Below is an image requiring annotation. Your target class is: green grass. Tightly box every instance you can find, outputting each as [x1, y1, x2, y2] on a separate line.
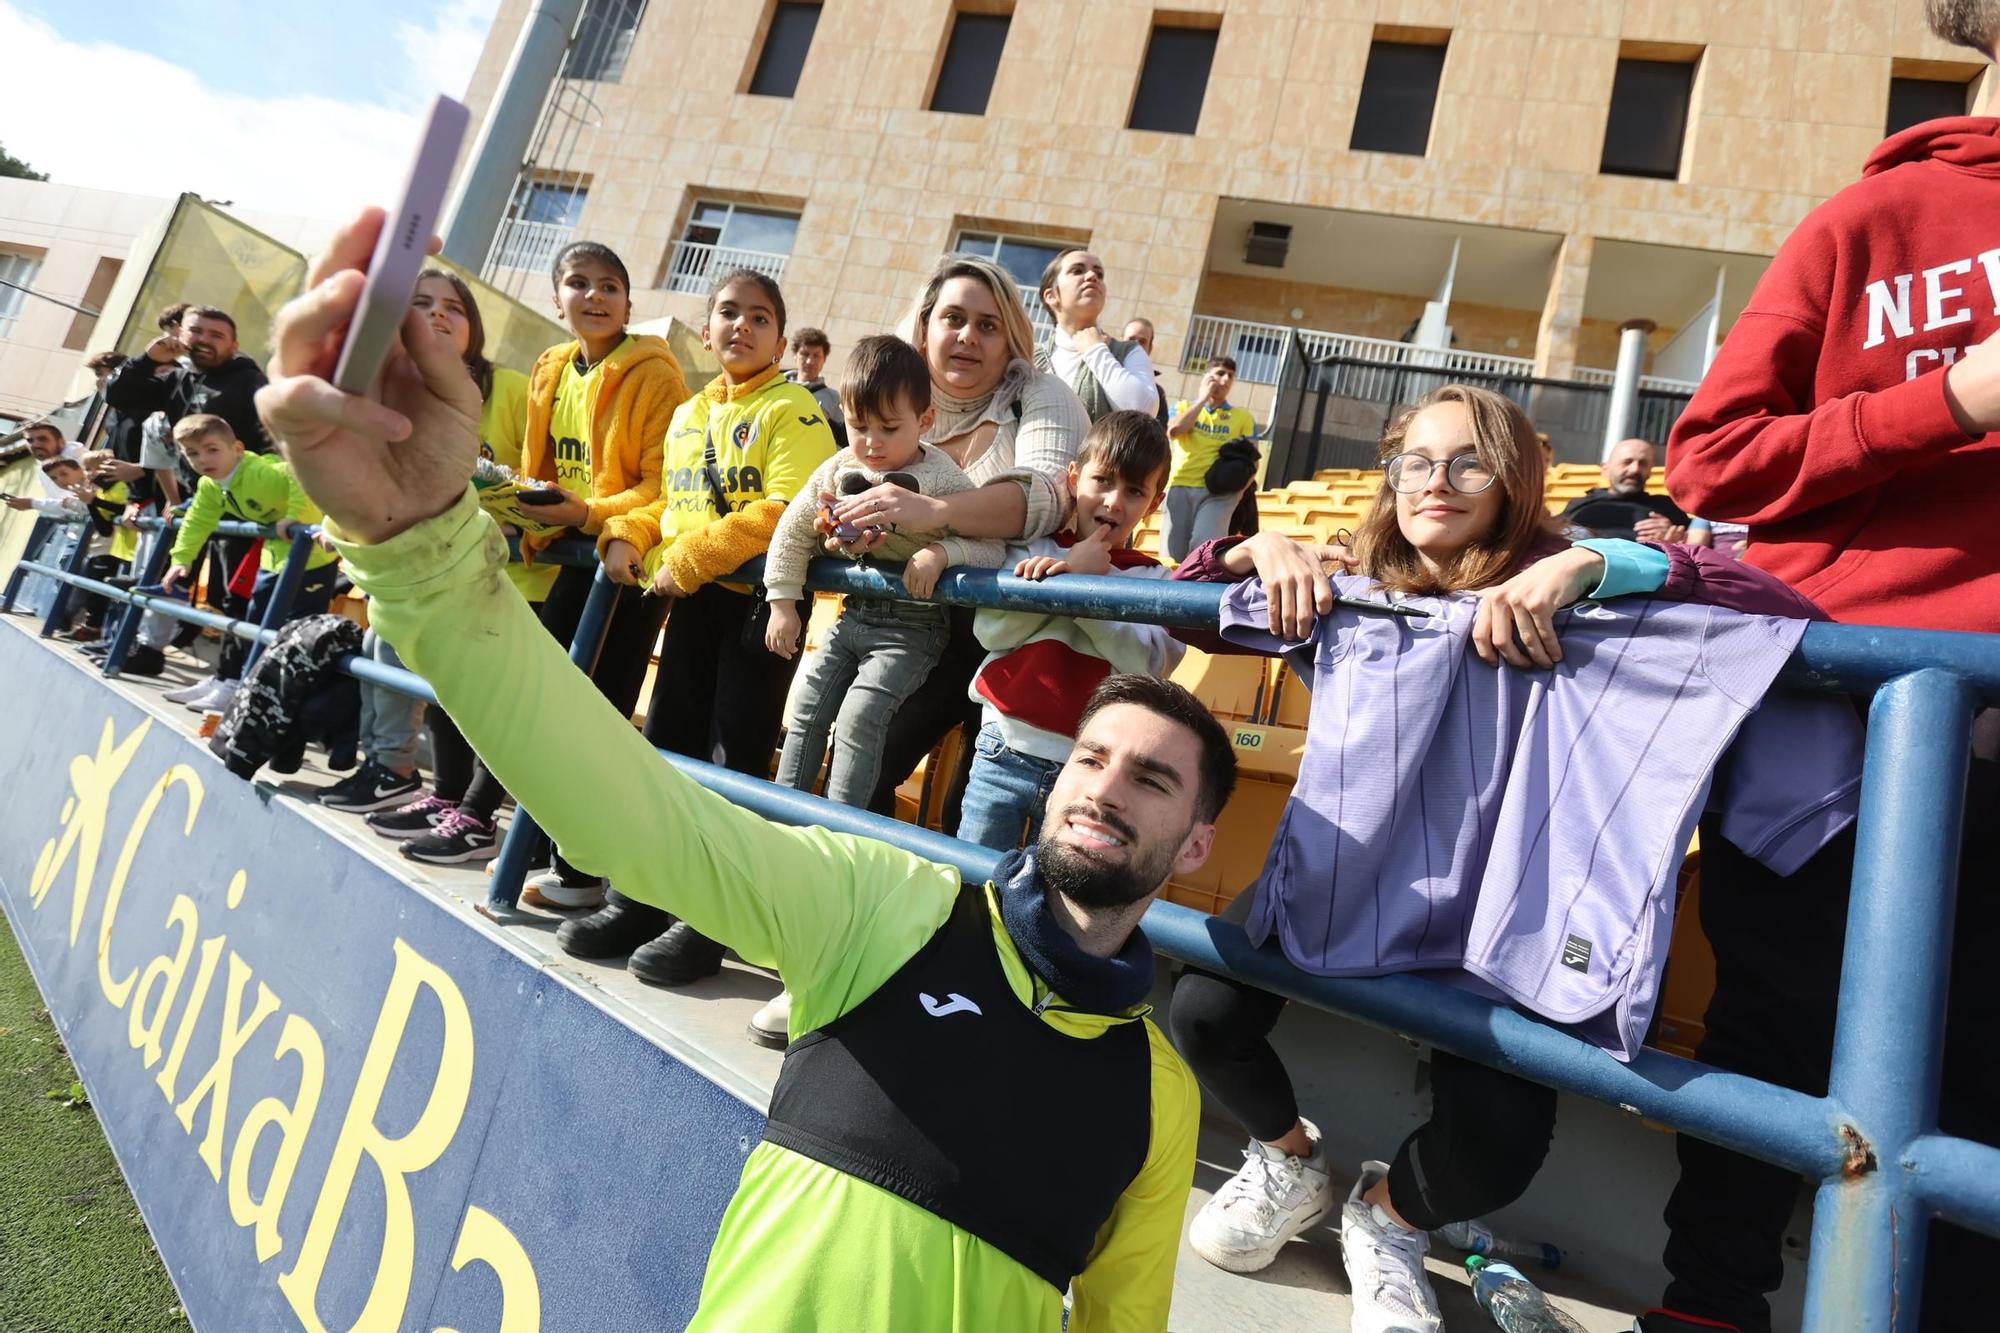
[0, 912, 185, 1333]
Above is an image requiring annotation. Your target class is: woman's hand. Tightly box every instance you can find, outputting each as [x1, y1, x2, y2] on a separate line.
[1217, 531, 1356, 640]
[902, 545, 948, 599]
[765, 600, 803, 658]
[602, 538, 644, 585]
[1470, 546, 1603, 669]
[254, 207, 481, 544]
[831, 482, 946, 537]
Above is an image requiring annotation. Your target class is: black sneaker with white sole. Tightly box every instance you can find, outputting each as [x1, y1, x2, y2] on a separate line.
[318, 763, 423, 814]
[365, 794, 454, 838]
[398, 811, 498, 864]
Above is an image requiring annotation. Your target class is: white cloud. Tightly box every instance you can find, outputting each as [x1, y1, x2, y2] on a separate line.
[0, 1, 501, 223]
[396, 0, 505, 108]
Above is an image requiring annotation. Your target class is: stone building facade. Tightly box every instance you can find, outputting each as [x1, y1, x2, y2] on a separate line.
[460, 0, 1986, 400]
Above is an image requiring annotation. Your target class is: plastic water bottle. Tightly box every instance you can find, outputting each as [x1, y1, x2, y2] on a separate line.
[1465, 1256, 1587, 1333]
[1433, 1218, 1562, 1270]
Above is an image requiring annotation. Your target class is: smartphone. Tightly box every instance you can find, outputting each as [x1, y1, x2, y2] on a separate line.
[331, 94, 471, 395]
[516, 489, 568, 507]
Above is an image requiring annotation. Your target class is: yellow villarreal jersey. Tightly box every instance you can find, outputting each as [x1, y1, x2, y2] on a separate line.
[656, 378, 836, 541]
[1167, 401, 1256, 489]
[551, 338, 635, 497]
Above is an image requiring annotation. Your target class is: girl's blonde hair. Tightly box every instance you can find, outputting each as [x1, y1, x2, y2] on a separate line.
[905, 254, 1039, 368]
[1349, 384, 1557, 596]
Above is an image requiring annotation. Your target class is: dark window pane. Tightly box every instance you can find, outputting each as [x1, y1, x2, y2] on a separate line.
[564, 0, 642, 82]
[1349, 40, 1447, 156]
[1600, 58, 1695, 180]
[1129, 26, 1217, 135]
[749, 1, 820, 98]
[931, 13, 1010, 115]
[1886, 76, 1970, 137]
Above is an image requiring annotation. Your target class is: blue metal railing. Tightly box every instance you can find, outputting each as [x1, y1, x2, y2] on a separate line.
[8, 515, 1999, 1330]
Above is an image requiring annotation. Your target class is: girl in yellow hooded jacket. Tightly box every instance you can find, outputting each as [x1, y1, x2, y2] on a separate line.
[583, 268, 836, 985]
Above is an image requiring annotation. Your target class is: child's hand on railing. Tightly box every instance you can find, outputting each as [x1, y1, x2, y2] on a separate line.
[902, 545, 947, 599]
[765, 600, 803, 659]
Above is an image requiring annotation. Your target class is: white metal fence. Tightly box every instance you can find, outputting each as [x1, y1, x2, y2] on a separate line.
[663, 241, 789, 296]
[1181, 315, 1546, 385]
[489, 219, 575, 276]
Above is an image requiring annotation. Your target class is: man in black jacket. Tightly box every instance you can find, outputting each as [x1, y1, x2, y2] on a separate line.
[103, 305, 270, 646]
[103, 305, 271, 453]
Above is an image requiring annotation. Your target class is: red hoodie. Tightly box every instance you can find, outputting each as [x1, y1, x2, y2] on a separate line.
[1667, 117, 2000, 632]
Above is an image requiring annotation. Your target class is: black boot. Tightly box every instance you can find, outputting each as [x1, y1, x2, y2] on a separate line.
[555, 889, 673, 959]
[629, 921, 725, 988]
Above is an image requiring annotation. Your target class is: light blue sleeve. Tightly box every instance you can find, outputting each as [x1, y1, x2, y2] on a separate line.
[1575, 537, 1669, 600]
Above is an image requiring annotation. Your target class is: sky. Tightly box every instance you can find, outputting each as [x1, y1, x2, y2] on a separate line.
[0, 0, 502, 220]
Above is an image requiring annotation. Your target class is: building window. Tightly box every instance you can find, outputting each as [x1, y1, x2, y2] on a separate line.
[747, 1, 821, 98]
[1128, 20, 1218, 135]
[664, 201, 799, 294]
[1350, 35, 1448, 156]
[950, 230, 1069, 333]
[63, 256, 122, 351]
[1886, 74, 1975, 136]
[0, 250, 43, 339]
[492, 180, 588, 273]
[564, 0, 645, 82]
[1600, 53, 1699, 180]
[930, 7, 1012, 115]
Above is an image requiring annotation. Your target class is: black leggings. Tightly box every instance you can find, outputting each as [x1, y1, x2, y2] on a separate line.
[864, 605, 983, 825]
[1168, 893, 1556, 1231]
[641, 582, 798, 773]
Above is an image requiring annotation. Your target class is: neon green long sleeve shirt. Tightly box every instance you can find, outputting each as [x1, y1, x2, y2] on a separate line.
[330, 488, 1199, 1333]
[170, 451, 335, 572]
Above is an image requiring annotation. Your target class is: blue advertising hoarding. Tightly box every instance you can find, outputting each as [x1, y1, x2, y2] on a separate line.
[0, 632, 762, 1331]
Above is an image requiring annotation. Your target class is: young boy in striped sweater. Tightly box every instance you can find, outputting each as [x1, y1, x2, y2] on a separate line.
[956, 410, 1183, 850]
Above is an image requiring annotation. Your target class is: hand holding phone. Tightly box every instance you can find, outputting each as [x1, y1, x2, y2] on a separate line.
[330, 94, 470, 395]
[516, 488, 569, 507]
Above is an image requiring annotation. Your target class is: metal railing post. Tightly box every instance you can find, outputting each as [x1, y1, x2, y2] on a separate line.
[241, 531, 316, 674]
[0, 515, 55, 613]
[1801, 668, 1975, 1333]
[101, 516, 176, 678]
[488, 565, 620, 912]
[38, 519, 94, 638]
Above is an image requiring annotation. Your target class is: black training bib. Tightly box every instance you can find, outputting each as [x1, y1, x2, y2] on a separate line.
[762, 881, 1151, 1290]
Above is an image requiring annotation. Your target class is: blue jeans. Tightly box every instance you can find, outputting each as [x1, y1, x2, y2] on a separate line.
[776, 597, 951, 808]
[955, 722, 1063, 852]
[358, 630, 425, 772]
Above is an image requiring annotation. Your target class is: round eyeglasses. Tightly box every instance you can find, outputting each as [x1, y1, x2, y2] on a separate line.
[1383, 451, 1497, 495]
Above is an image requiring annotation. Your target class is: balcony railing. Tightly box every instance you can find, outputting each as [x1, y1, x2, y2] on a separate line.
[662, 240, 788, 296]
[1018, 284, 1054, 337]
[489, 219, 575, 275]
[1573, 364, 1702, 394]
[1182, 315, 1541, 385]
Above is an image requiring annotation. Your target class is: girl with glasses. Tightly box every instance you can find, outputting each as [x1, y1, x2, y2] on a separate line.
[1162, 384, 1825, 1333]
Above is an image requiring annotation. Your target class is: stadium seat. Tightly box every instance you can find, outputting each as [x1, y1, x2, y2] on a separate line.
[1171, 648, 1268, 721]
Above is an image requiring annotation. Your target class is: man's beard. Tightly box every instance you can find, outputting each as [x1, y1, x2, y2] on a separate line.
[1035, 803, 1185, 909]
[188, 345, 224, 369]
[1927, 0, 2000, 50]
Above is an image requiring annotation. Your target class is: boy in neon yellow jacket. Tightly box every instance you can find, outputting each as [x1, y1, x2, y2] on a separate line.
[161, 412, 337, 698]
[262, 211, 1233, 1332]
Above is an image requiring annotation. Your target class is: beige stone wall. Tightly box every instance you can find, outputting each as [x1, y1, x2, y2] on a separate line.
[459, 0, 1977, 383]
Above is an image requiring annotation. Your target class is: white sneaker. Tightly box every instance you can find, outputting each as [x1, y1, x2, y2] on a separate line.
[1187, 1119, 1334, 1273]
[162, 675, 215, 704]
[187, 678, 239, 714]
[1339, 1160, 1443, 1333]
[520, 869, 605, 911]
[748, 990, 791, 1049]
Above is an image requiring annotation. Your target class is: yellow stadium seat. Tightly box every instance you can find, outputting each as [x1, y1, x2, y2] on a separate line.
[1171, 648, 1268, 721]
[1164, 775, 1292, 915]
